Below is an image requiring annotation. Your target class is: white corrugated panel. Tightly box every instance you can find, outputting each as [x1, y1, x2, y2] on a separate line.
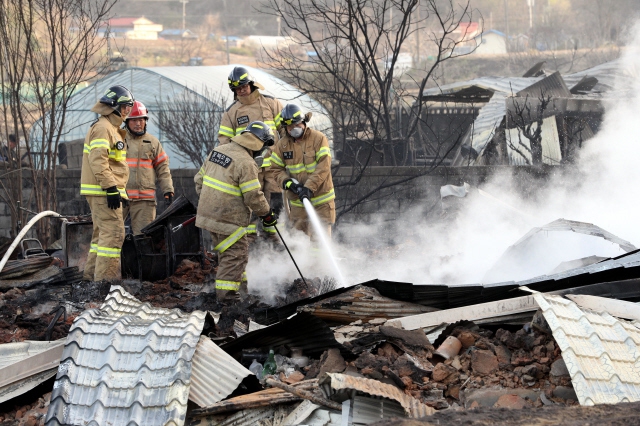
[45, 285, 206, 426]
[534, 294, 640, 405]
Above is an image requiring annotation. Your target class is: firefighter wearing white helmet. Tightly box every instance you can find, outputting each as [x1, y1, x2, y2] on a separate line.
[80, 85, 134, 281]
[271, 104, 335, 239]
[218, 66, 284, 240]
[195, 121, 277, 301]
[123, 100, 174, 235]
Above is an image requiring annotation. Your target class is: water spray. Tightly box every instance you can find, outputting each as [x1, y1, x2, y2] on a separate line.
[301, 198, 346, 284]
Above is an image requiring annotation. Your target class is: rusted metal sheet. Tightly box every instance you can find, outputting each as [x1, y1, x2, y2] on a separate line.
[0, 265, 66, 290]
[298, 286, 438, 325]
[189, 336, 260, 408]
[190, 387, 301, 417]
[318, 373, 434, 418]
[0, 256, 53, 279]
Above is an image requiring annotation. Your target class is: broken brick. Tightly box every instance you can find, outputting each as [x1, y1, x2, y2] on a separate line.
[494, 394, 528, 409]
[471, 349, 499, 375]
[432, 363, 459, 384]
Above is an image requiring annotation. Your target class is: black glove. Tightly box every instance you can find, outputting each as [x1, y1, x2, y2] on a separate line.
[283, 178, 302, 193]
[260, 209, 278, 227]
[298, 187, 313, 201]
[106, 186, 121, 209]
[164, 192, 174, 206]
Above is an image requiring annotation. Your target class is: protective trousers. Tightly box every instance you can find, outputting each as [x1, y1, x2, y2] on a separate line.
[211, 230, 249, 301]
[122, 200, 156, 235]
[289, 202, 334, 241]
[83, 196, 125, 281]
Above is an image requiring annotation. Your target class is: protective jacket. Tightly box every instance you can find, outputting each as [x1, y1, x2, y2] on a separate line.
[125, 131, 174, 200]
[271, 127, 335, 209]
[218, 89, 283, 144]
[80, 103, 129, 198]
[194, 133, 271, 236]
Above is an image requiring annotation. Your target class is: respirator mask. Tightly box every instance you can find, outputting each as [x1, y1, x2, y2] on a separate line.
[289, 127, 304, 138]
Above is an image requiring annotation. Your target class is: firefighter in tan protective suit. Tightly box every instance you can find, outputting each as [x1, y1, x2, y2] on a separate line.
[195, 121, 278, 301]
[271, 104, 335, 238]
[218, 66, 283, 240]
[80, 85, 134, 281]
[123, 101, 174, 235]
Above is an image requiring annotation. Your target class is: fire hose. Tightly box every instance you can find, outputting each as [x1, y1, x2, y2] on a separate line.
[0, 210, 63, 273]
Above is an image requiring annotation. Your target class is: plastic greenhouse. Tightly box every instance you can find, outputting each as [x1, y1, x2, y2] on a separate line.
[34, 65, 332, 169]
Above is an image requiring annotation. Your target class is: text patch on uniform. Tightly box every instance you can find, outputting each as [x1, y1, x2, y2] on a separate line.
[283, 151, 294, 160]
[237, 115, 250, 126]
[209, 151, 233, 168]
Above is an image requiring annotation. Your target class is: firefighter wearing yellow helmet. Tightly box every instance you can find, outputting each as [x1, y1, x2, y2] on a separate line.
[218, 66, 284, 240]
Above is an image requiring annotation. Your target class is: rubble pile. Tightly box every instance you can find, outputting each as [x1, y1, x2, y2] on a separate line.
[231, 318, 578, 414]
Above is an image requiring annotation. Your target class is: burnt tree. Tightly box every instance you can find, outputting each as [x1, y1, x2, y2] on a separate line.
[260, 0, 481, 220]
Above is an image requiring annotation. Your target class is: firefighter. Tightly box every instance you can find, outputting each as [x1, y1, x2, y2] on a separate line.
[123, 100, 174, 235]
[194, 121, 278, 301]
[219, 66, 284, 240]
[270, 104, 335, 239]
[81, 85, 134, 281]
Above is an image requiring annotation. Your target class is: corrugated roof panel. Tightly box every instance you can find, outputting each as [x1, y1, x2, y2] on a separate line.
[423, 76, 545, 98]
[189, 336, 260, 407]
[45, 285, 206, 426]
[466, 92, 506, 157]
[319, 373, 434, 418]
[534, 294, 640, 405]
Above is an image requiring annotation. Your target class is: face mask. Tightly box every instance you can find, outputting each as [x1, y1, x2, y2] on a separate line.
[289, 127, 304, 138]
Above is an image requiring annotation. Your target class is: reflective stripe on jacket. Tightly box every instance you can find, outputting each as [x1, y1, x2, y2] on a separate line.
[125, 131, 174, 200]
[80, 103, 129, 198]
[194, 134, 271, 235]
[218, 90, 283, 145]
[271, 127, 335, 208]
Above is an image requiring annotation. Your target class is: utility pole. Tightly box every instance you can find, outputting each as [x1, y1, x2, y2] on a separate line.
[223, 0, 230, 64]
[527, 0, 534, 29]
[181, 0, 188, 31]
[504, 0, 509, 38]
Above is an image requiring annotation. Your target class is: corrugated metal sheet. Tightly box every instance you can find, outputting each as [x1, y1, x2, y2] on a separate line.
[190, 387, 302, 417]
[534, 293, 640, 405]
[318, 373, 434, 418]
[513, 219, 636, 252]
[189, 336, 260, 407]
[516, 71, 571, 98]
[350, 395, 406, 424]
[422, 76, 545, 99]
[466, 93, 506, 157]
[45, 285, 206, 426]
[220, 312, 348, 359]
[0, 340, 64, 369]
[298, 285, 437, 325]
[0, 339, 65, 404]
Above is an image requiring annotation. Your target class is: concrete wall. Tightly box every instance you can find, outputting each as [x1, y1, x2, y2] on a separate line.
[0, 165, 557, 244]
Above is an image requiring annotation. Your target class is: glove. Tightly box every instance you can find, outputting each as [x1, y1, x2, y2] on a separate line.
[283, 178, 302, 193]
[260, 209, 278, 227]
[106, 186, 121, 209]
[164, 192, 174, 206]
[298, 187, 313, 201]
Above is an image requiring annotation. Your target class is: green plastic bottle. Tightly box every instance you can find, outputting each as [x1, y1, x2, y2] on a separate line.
[263, 349, 277, 376]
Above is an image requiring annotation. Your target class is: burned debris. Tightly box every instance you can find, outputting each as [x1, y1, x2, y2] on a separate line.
[2, 204, 640, 425]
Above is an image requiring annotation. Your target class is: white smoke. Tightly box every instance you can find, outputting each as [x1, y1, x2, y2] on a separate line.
[246, 25, 640, 294]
